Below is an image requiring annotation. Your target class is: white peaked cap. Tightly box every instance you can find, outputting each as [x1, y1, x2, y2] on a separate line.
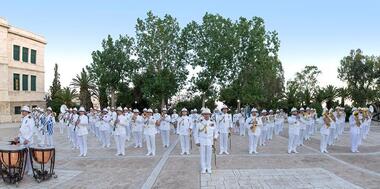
[116, 107, 123, 111]
[47, 107, 53, 112]
[181, 108, 188, 112]
[21, 106, 30, 112]
[251, 108, 257, 112]
[269, 110, 273, 113]
[133, 109, 139, 113]
[162, 108, 167, 111]
[143, 108, 147, 112]
[276, 109, 280, 112]
[291, 107, 297, 112]
[102, 108, 108, 112]
[261, 109, 267, 113]
[78, 107, 86, 112]
[221, 105, 228, 110]
[201, 108, 212, 114]
[306, 107, 310, 110]
[147, 109, 153, 113]
[300, 107, 304, 111]
[73, 108, 78, 111]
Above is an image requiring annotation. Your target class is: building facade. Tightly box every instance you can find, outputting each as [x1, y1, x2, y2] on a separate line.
[0, 17, 46, 123]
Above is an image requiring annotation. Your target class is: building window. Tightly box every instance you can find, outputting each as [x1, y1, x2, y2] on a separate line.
[22, 74, 28, 91]
[31, 49, 37, 64]
[13, 45, 20, 61]
[31, 75, 36, 91]
[13, 73, 20, 90]
[22, 47, 29, 63]
[14, 106, 21, 114]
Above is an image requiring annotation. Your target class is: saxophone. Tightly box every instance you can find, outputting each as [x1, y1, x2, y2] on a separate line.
[250, 117, 257, 133]
[323, 112, 332, 128]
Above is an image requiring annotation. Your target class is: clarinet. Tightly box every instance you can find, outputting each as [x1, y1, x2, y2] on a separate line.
[113, 114, 119, 131]
[74, 116, 80, 131]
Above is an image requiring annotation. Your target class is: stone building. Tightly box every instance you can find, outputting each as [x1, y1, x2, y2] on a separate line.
[0, 17, 47, 123]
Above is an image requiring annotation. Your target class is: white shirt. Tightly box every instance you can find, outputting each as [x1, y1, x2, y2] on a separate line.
[99, 114, 111, 131]
[159, 114, 171, 131]
[19, 114, 35, 145]
[144, 116, 158, 135]
[76, 114, 89, 136]
[245, 116, 262, 136]
[195, 119, 219, 146]
[177, 116, 191, 135]
[288, 115, 300, 135]
[131, 115, 144, 132]
[217, 113, 233, 133]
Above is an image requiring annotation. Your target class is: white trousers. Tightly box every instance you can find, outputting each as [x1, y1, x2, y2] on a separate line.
[288, 133, 298, 153]
[239, 123, 246, 136]
[259, 129, 267, 146]
[219, 133, 229, 153]
[145, 134, 156, 155]
[133, 131, 143, 147]
[125, 125, 131, 141]
[351, 133, 360, 152]
[320, 134, 329, 152]
[45, 134, 54, 146]
[298, 129, 305, 146]
[248, 135, 259, 153]
[70, 129, 78, 148]
[100, 130, 111, 147]
[114, 134, 126, 155]
[161, 130, 170, 147]
[200, 144, 213, 172]
[328, 128, 335, 145]
[77, 135, 88, 156]
[179, 135, 190, 154]
[94, 127, 100, 139]
[59, 123, 64, 134]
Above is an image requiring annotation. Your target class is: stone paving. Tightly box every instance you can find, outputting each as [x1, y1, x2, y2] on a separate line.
[0, 122, 379, 189]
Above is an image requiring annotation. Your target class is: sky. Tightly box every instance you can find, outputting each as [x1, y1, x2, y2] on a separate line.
[1, 0, 380, 92]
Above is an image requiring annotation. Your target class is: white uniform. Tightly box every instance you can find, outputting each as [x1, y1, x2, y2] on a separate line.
[349, 114, 361, 152]
[76, 114, 89, 156]
[177, 115, 192, 154]
[320, 117, 330, 153]
[99, 114, 111, 148]
[70, 114, 79, 149]
[238, 113, 246, 136]
[113, 114, 127, 155]
[259, 116, 268, 146]
[171, 113, 179, 134]
[288, 115, 300, 153]
[245, 116, 262, 154]
[159, 114, 172, 147]
[19, 114, 35, 174]
[195, 119, 218, 173]
[44, 113, 55, 146]
[267, 114, 275, 140]
[124, 112, 132, 141]
[327, 116, 336, 146]
[217, 113, 233, 154]
[131, 115, 144, 148]
[144, 116, 158, 156]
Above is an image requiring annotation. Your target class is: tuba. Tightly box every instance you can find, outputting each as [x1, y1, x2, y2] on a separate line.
[323, 112, 332, 128]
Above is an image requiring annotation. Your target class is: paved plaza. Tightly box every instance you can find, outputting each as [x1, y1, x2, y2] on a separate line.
[0, 122, 380, 189]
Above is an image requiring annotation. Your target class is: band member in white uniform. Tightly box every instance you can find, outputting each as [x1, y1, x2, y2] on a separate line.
[177, 108, 192, 155]
[246, 108, 262, 154]
[45, 107, 55, 146]
[159, 108, 171, 148]
[76, 107, 89, 157]
[99, 108, 112, 148]
[113, 107, 127, 156]
[70, 108, 79, 149]
[350, 109, 361, 153]
[171, 109, 179, 134]
[195, 108, 219, 174]
[17, 106, 35, 175]
[217, 105, 233, 155]
[145, 109, 158, 156]
[320, 109, 331, 153]
[131, 109, 144, 148]
[288, 108, 300, 154]
[238, 108, 246, 136]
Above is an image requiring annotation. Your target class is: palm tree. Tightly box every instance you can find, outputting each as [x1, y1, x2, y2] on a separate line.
[323, 85, 338, 110]
[71, 68, 96, 110]
[338, 87, 349, 107]
[58, 87, 77, 107]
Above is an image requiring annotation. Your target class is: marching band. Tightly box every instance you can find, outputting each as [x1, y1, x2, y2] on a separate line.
[13, 103, 375, 174]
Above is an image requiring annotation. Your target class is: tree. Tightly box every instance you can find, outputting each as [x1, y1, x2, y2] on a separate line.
[135, 11, 188, 107]
[182, 13, 236, 107]
[338, 49, 380, 106]
[70, 68, 95, 110]
[323, 85, 338, 110]
[88, 34, 135, 108]
[58, 87, 77, 108]
[47, 63, 63, 113]
[337, 87, 349, 106]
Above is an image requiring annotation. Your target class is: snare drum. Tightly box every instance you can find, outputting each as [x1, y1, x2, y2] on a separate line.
[29, 145, 56, 182]
[0, 145, 27, 185]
